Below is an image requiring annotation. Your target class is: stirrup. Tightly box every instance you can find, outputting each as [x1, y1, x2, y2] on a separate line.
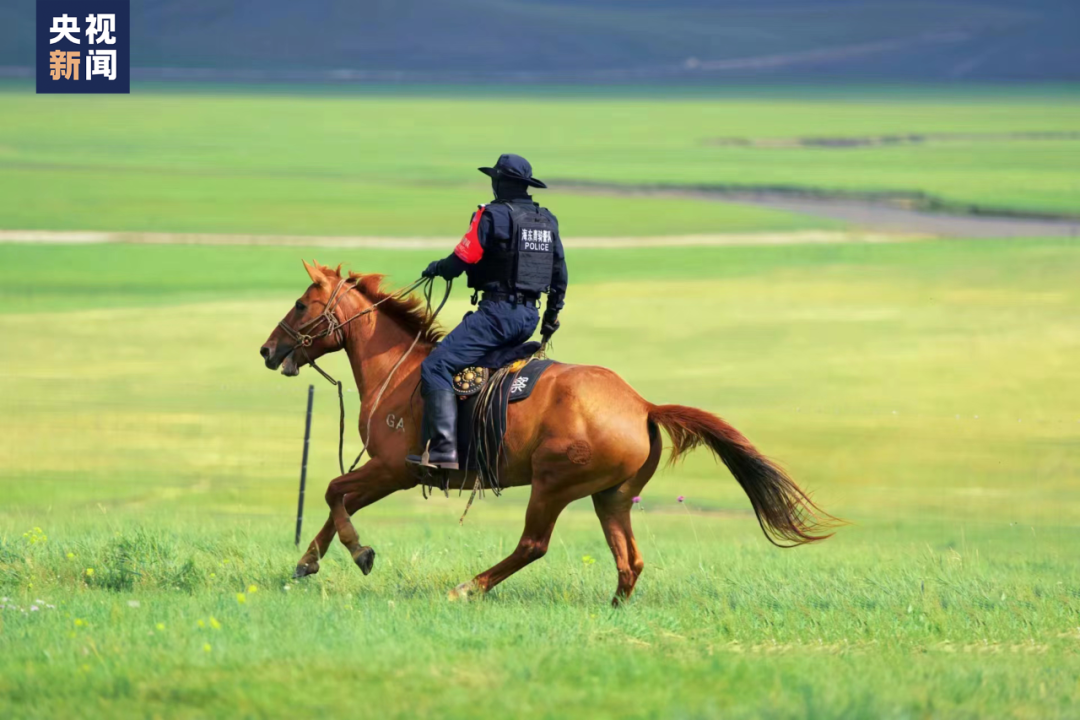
[406, 442, 459, 471]
[406, 456, 460, 470]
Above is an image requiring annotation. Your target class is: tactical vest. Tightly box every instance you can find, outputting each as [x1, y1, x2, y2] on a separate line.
[468, 202, 556, 296]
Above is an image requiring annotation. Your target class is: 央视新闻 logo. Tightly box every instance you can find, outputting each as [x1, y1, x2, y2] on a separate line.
[37, 0, 130, 94]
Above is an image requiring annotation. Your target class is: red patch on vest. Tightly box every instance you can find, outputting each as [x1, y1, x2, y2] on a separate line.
[453, 205, 486, 264]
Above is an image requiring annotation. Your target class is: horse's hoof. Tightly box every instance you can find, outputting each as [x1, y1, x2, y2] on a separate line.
[448, 580, 481, 602]
[353, 546, 376, 576]
[293, 561, 320, 579]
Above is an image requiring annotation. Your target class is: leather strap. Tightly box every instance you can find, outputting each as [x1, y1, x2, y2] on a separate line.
[481, 291, 539, 307]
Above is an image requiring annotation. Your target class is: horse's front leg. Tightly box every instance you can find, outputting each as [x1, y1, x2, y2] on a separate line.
[294, 497, 364, 579]
[293, 460, 412, 578]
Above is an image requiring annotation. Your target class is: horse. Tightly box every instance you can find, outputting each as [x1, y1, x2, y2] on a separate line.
[260, 261, 838, 605]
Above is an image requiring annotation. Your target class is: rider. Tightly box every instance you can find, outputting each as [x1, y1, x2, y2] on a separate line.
[405, 154, 567, 470]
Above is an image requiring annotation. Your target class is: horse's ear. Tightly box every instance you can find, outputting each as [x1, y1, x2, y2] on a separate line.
[302, 259, 330, 289]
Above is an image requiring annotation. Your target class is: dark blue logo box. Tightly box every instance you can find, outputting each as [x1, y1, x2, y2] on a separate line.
[37, 0, 130, 94]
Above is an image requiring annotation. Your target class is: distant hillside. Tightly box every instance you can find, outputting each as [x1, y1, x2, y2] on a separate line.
[2, 0, 1077, 81]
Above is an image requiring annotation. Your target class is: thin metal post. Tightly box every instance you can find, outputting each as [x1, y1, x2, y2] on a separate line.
[295, 384, 314, 547]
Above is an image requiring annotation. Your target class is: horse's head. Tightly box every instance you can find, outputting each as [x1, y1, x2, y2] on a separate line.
[260, 260, 352, 377]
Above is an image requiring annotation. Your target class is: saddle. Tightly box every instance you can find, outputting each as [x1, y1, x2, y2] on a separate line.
[449, 341, 559, 490]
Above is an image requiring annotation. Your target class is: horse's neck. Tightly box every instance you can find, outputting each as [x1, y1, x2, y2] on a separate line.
[342, 311, 431, 412]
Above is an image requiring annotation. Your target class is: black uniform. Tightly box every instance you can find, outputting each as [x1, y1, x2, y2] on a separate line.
[408, 154, 567, 470]
[434, 198, 567, 309]
[420, 195, 566, 393]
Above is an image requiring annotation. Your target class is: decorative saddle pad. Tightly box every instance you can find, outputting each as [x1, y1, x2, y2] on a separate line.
[452, 340, 546, 401]
[456, 357, 560, 489]
[452, 367, 489, 397]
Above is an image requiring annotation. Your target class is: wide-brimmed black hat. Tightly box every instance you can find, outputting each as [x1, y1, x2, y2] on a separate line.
[478, 153, 547, 189]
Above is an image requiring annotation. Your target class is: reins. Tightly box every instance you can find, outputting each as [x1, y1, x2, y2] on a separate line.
[279, 275, 452, 475]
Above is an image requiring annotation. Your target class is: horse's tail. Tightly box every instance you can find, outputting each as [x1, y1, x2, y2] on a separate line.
[647, 403, 841, 547]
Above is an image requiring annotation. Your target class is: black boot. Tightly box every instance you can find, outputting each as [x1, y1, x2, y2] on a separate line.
[406, 389, 459, 470]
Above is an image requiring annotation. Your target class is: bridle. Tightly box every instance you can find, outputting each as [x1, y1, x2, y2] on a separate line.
[277, 275, 417, 352]
[276, 275, 451, 475]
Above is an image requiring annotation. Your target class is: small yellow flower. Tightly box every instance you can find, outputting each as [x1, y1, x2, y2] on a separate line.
[203, 643, 212, 653]
[23, 527, 47, 545]
[247, 584, 257, 594]
[582, 555, 596, 565]
[235, 593, 246, 604]
[66, 552, 75, 559]
[156, 623, 165, 631]
[209, 617, 221, 630]
[196, 619, 206, 628]
[74, 618, 85, 627]
[85, 568, 95, 577]
[209, 573, 216, 579]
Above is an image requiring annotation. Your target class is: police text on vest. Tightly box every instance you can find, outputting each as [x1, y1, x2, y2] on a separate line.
[520, 228, 553, 252]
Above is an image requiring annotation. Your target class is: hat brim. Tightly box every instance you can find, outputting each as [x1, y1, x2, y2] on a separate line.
[478, 167, 547, 189]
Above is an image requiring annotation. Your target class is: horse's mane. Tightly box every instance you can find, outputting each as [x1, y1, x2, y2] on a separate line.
[346, 270, 446, 345]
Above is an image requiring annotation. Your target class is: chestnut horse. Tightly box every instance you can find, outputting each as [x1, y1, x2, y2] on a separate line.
[260, 261, 837, 605]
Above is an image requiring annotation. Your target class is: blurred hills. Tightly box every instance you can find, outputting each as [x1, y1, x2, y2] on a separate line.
[2, 0, 1077, 81]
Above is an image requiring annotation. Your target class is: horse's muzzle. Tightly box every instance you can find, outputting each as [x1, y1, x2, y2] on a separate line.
[260, 343, 282, 370]
[261, 342, 299, 375]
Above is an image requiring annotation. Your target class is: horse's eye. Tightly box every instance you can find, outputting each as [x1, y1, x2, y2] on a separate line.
[295, 300, 306, 313]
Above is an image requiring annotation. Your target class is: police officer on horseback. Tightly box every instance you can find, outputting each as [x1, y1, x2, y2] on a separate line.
[406, 154, 567, 471]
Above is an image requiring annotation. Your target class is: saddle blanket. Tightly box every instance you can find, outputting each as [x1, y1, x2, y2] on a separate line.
[457, 358, 559, 485]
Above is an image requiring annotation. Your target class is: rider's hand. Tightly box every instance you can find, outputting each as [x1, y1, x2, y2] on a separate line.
[541, 309, 560, 343]
[422, 260, 441, 279]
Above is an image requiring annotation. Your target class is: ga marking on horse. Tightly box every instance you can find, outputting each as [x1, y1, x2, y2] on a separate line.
[260, 261, 840, 605]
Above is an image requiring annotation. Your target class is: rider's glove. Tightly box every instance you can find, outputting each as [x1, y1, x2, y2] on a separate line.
[541, 309, 560, 343]
[422, 260, 441, 279]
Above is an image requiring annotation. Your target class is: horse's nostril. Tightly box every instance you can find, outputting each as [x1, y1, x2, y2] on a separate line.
[260, 346, 271, 359]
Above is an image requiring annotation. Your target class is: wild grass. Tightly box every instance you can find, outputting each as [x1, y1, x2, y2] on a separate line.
[1, 237, 1078, 718]
[0, 84, 1078, 238]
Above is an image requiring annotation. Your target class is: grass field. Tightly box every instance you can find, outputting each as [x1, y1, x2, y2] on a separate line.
[1, 83, 1079, 239]
[1, 235, 1078, 718]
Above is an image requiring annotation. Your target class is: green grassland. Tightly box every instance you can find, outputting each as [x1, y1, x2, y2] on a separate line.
[1, 237, 1078, 718]
[1, 83, 1079, 238]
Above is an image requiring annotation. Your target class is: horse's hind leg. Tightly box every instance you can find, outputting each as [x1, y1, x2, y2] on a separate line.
[592, 421, 662, 605]
[592, 492, 643, 606]
[449, 487, 569, 601]
[450, 429, 657, 601]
